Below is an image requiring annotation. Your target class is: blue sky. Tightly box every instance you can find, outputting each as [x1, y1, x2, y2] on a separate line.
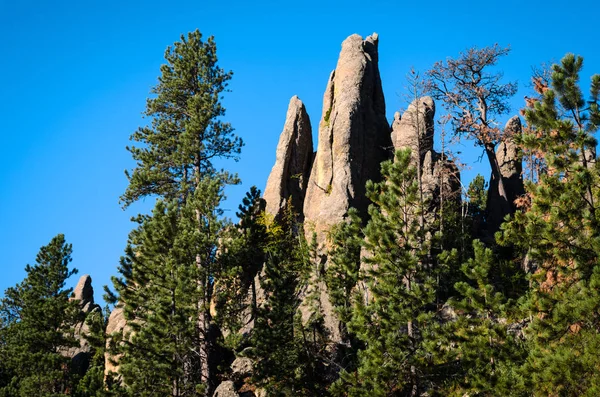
[1, 0, 599, 303]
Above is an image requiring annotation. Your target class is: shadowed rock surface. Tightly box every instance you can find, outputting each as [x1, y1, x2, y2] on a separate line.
[488, 116, 525, 231]
[263, 96, 314, 220]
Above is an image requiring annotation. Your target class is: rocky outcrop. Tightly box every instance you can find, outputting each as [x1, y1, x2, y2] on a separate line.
[303, 33, 392, 240]
[487, 116, 525, 231]
[63, 275, 101, 375]
[393, 97, 461, 213]
[104, 304, 128, 378]
[391, 96, 435, 164]
[300, 33, 392, 343]
[213, 381, 239, 397]
[263, 96, 313, 220]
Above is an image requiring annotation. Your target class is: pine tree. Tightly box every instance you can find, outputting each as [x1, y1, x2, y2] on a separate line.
[500, 53, 600, 395]
[437, 241, 526, 396]
[73, 307, 110, 397]
[213, 186, 267, 341]
[121, 29, 242, 206]
[116, 29, 243, 394]
[426, 45, 518, 231]
[249, 206, 328, 396]
[0, 234, 79, 396]
[109, 178, 224, 396]
[333, 149, 441, 396]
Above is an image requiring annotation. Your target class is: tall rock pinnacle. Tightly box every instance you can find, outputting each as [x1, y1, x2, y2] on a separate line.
[263, 96, 313, 219]
[303, 33, 392, 240]
[301, 33, 392, 344]
[392, 97, 461, 218]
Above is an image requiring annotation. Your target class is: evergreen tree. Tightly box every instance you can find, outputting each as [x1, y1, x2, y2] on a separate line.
[333, 149, 440, 396]
[121, 29, 242, 206]
[437, 242, 526, 396]
[116, 29, 243, 394]
[73, 307, 110, 397]
[249, 206, 328, 396]
[426, 45, 518, 231]
[0, 234, 79, 396]
[214, 186, 267, 341]
[501, 53, 600, 395]
[109, 178, 224, 396]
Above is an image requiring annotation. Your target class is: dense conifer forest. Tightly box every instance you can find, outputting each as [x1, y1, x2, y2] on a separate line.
[2, 29, 600, 397]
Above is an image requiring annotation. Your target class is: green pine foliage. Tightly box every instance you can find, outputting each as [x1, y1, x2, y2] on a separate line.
[249, 206, 328, 396]
[438, 241, 526, 396]
[121, 29, 242, 206]
[326, 208, 363, 330]
[333, 149, 440, 396]
[0, 234, 79, 396]
[109, 178, 225, 396]
[112, 29, 244, 396]
[214, 186, 267, 341]
[72, 307, 110, 397]
[499, 53, 600, 396]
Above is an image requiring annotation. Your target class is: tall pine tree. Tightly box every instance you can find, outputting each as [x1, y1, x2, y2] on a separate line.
[333, 149, 440, 396]
[501, 53, 600, 395]
[0, 234, 79, 396]
[114, 29, 243, 395]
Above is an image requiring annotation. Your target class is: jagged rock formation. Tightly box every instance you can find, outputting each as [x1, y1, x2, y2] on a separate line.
[299, 33, 392, 343]
[263, 96, 313, 219]
[63, 275, 101, 374]
[488, 116, 525, 231]
[392, 97, 461, 212]
[303, 33, 392, 240]
[391, 96, 435, 164]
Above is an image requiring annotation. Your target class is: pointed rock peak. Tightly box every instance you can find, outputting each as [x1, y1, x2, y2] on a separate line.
[301, 33, 391, 343]
[72, 275, 93, 304]
[504, 115, 522, 137]
[263, 95, 313, 220]
[392, 96, 436, 161]
[498, 116, 523, 179]
[304, 32, 391, 240]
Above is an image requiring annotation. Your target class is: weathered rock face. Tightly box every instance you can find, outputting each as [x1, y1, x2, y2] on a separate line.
[263, 96, 313, 220]
[104, 304, 128, 378]
[213, 380, 239, 397]
[300, 33, 391, 343]
[487, 116, 525, 232]
[73, 274, 94, 305]
[391, 96, 435, 163]
[63, 275, 101, 374]
[303, 33, 392, 240]
[393, 97, 461, 213]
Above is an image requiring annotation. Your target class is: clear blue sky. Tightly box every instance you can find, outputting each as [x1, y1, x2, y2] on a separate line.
[1, 0, 599, 303]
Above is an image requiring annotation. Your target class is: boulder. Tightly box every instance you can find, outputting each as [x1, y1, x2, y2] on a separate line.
[263, 96, 313, 220]
[231, 357, 254, 381]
